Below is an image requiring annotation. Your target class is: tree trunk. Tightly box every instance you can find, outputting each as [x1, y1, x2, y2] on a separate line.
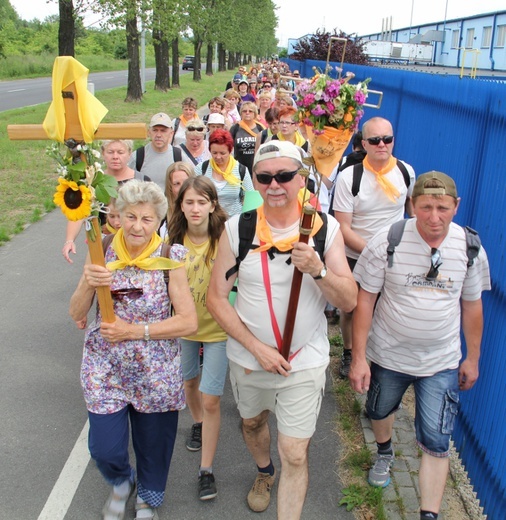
[228, 50, 235, 70]
[171, 37, 180, 88]
[235, 51, 241, 67]
[193, 39, 202, 81]
[218, 43, 226, 72]
[153, 28, 170, 91]
[58, 0, 75, 56]
[205, 43, 213, 76]
[125, 11, 142, 102]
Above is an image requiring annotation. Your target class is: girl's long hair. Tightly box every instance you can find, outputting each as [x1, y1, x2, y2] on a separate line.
[168, 176, 228, 268]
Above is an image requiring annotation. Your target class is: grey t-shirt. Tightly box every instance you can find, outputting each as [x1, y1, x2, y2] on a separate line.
[128, 144, 188, 189]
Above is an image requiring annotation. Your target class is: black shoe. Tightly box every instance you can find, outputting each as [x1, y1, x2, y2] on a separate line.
[198, 471, 217, 501]
[186, 422, 202, 452]
[339, 350, 352, 379]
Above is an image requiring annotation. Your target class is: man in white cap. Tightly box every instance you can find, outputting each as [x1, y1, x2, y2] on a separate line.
[128, 112, 187, 188]
[206, 113, 225, 136]
[208, 141, 357, 518]
[350, 171, 490, 520]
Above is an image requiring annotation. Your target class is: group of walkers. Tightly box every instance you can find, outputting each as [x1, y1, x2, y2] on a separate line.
[62, 62, 491, 520]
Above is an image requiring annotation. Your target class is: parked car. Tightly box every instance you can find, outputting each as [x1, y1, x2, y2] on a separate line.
[182, 55, 195, 70]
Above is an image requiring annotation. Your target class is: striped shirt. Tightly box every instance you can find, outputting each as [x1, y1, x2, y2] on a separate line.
[354, 219, 491, 376]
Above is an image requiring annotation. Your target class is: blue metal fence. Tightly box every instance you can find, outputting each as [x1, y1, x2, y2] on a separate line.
[283, 58, 506, 518]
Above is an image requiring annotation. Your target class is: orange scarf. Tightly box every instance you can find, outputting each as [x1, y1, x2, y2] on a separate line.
[179, 114, 197, 127]
[253, 203, 323, 253]
[363, 155, 401, 203]
[239, 120, 262, 138]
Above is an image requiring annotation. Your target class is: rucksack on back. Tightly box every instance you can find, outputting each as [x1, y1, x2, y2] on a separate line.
[352, 159, 410, 197]
[386, 219, 481, 268]
[225, 210, 328, 280]
[135, 145, 182, 173]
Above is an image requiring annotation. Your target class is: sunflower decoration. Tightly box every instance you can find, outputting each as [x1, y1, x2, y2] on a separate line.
[47, 140, 118, 234]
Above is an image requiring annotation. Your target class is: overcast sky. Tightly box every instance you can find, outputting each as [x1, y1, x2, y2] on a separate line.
[10, 0, 506, 47]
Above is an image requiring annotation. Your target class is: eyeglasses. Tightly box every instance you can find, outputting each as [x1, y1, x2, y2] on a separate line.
[279, 120, 297, 126]
[187, 126, 205, 132]
[111, 288, 144, 300]
[255, 169, 299, 185]
[365, 135, 394, 146]
[426, 248, 442, 281]
[263, 85, 272, 89]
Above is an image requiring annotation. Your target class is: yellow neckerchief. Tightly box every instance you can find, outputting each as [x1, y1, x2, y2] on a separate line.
[239, 119, 261, 138]
[363, 155, 400, 203]
[210, 156, 241, 186]
[252, 203, 323, 253]
[105, 222, 118, 235]
[179, 114, 197, 127]
[277, 130, 306, 148]
[107, 228, 183, 271]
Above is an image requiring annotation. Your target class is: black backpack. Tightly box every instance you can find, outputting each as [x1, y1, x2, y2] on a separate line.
[352, 159, 410, 197]
[135, 145, 182, 173]
[386, 219, 481, 268]
[225, 210, 328, 280]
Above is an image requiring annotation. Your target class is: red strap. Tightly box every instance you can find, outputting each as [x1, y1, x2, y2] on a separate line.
[260, 248, 302, 362]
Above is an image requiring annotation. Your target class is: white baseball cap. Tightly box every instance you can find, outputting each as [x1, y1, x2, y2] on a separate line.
[207, 113, 225, 125]
[253, 141, 303, 170]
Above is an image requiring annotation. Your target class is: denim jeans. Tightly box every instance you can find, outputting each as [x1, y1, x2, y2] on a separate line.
[366, 362, 459, 457]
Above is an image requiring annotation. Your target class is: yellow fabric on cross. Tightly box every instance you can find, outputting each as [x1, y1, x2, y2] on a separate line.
[106, 229, 183, 271]
[43, 56, 108, 143]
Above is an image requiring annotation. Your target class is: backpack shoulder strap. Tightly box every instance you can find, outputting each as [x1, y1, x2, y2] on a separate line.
[302, 141, 309, 152]
[171, 118, 180, 144]
[102, 233, 114, 254]
[313, 212, 328, 261]
[351, 163, 364, 197]
[230, 124, 239, 140]
[386, 219, 409, 268]
[260, 129, 268, 144]
[238, 163, 247, 181]
[135, 145, 145, 172]
[201, 160, 209, 175]
[464, 226, 481, 267]
[225, 210, 258, 280]
[173, 146, 183, 163]
[395, 159, 411, 188]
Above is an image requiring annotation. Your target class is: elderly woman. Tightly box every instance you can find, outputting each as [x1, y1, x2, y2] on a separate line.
[179, 119, 211, 166]
[172, 96, 199, 147]
[202, 96, 226, 125]
[257, 92, 273, 126]
[62, 139, 135, 263]
[223, 89, 241, 125]
[195, 129, 254, 216]
[229, 101, 265, 175]
[70, 180, 197, 520]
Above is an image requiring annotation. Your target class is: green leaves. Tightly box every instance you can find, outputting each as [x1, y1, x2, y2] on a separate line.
[93, 170, 118, 204]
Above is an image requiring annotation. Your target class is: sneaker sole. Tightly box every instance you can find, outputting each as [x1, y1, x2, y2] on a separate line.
[199, 492, 217, 501]
[186, 445, 202, 452]
[368, 476, 391, 488]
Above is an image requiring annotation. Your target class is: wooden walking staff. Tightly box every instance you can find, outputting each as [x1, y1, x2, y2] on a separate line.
[7, 56, 147, 323]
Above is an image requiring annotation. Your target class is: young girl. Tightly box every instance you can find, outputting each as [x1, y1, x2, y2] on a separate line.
[168, 177, 229, 502]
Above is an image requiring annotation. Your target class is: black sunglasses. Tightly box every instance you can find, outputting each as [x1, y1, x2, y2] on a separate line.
[111, 288, 144, 300]
[426, 248, 442, 281]
[255, 169, 299, 185]
[187, 126, 205, 132]
[365, 135, 394, 145]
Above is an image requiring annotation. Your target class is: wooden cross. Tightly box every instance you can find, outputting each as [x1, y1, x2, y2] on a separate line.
[8, 61, 148, 323]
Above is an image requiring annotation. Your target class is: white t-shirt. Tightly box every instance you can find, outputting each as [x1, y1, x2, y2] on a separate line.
[332, 161, 415, 259]
[225, 213, 340, 372]
[354, 219, 491, 376]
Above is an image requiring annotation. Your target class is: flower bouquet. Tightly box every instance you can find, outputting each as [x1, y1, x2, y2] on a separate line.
[49, 140, 118, 238]
[295, 68, 370, 177]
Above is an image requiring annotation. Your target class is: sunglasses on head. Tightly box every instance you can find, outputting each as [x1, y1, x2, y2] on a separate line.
[255, 169, 299, 185]
[365, 135, 394, 145]
[187, 126, 205, 132]
[426, 248, 442, 281]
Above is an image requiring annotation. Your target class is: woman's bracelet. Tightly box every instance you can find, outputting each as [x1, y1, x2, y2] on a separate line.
[64, 240, 74, 245]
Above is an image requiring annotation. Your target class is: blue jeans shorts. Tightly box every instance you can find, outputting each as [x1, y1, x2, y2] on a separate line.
[180, 339, 228, 396]
[366, 362, 459, 457]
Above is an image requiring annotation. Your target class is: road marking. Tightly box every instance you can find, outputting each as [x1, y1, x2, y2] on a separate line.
[37, 421, 90, 520]
[7, 88, 26, 93]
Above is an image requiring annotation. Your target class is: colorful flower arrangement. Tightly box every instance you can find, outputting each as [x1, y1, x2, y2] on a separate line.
[48, 140, 117, 224]
[295, 68, 371, 135]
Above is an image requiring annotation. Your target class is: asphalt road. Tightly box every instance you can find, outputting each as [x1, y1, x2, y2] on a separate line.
[0, 67, 181, 112]
[0, 208, 354, 519]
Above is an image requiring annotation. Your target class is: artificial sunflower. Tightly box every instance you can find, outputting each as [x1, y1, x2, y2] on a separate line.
[53, 178, 92, 221]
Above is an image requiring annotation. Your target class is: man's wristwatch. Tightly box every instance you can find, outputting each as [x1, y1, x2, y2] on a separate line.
[144, 324, 151, 341]
[313, 264, 327, 280]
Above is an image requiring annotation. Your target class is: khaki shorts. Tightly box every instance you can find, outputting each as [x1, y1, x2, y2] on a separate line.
[229, 360, 327, 439]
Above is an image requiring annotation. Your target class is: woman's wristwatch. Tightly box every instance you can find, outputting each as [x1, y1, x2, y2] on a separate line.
[144, 324, 151, 341]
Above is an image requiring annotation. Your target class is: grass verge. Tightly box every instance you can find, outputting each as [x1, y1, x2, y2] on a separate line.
[0, 70, 231, 246]
[329, 332, 388, 519]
